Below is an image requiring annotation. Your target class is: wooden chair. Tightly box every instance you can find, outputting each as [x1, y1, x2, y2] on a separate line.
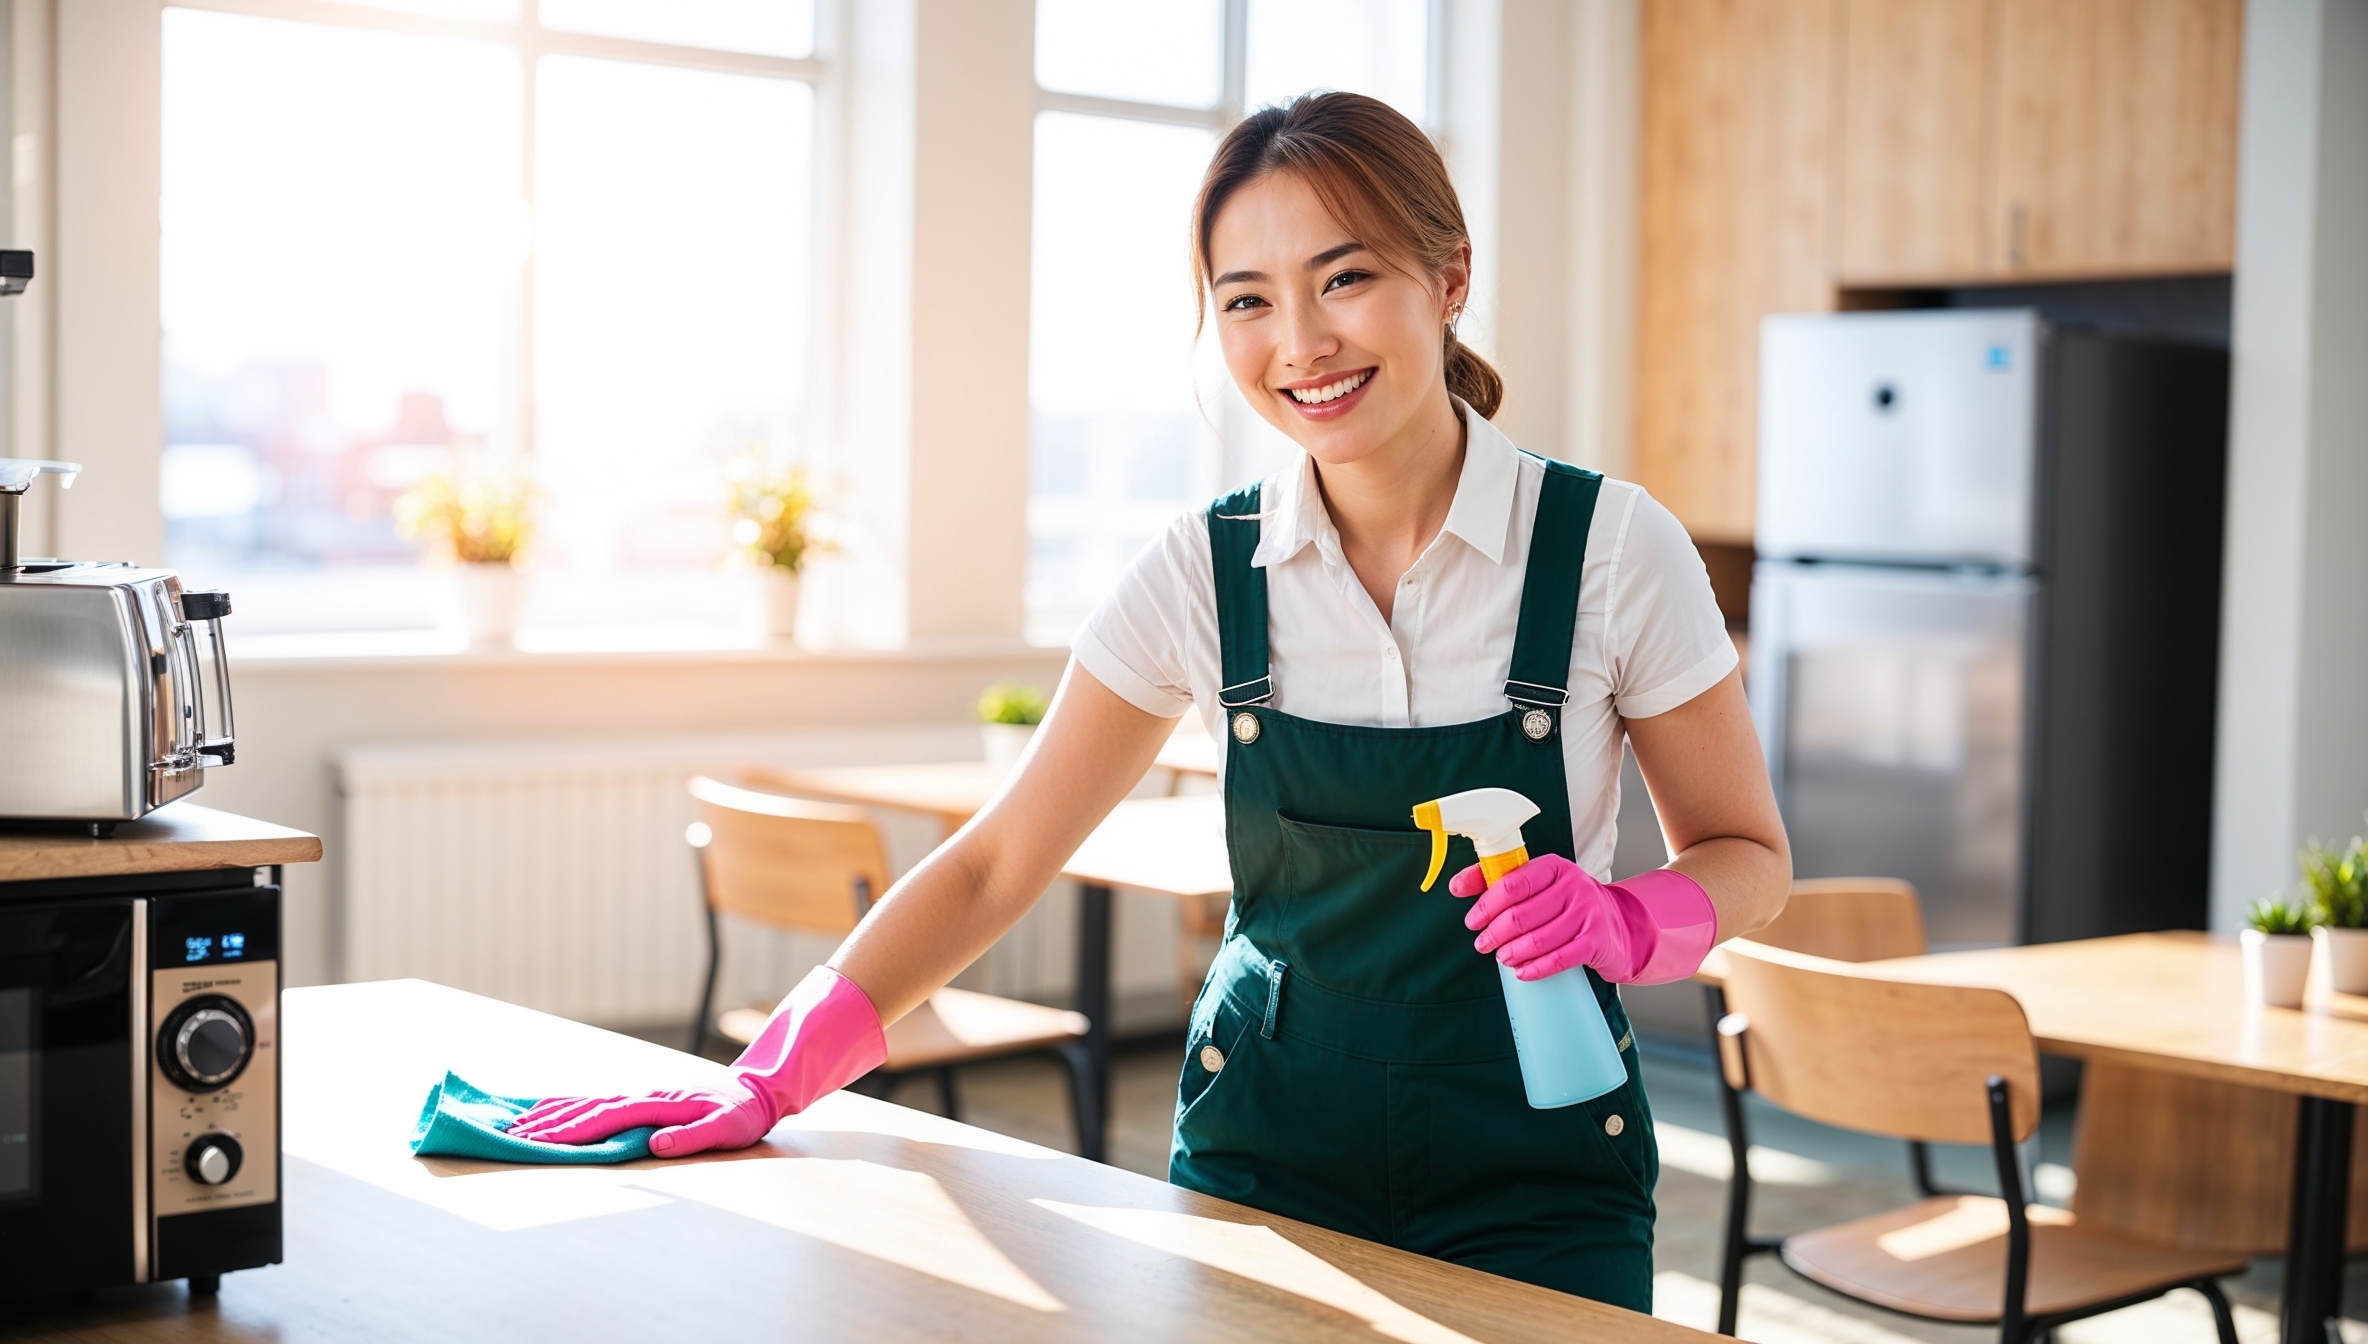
[1715, 941, 2244, 1344]
[1706, 878, 1937, 1331]
[684, 775, 1094, 1144]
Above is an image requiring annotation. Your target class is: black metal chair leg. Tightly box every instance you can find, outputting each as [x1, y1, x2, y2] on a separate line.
[1055, 1041, 1103, 1163]
[937, 1066, 961, 1121]
[1707, 984, 1752, 1337]
[690, 895, 722, 1057]
[2195, 1279, 2239, 1344]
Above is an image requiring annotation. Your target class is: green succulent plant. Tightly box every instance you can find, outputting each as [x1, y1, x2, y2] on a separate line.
[2246, 896, 2316, 938]
[976, 682, 1049, 726]
[2297, 836, 2368, 930]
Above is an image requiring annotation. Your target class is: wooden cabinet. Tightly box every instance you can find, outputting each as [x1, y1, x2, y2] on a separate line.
[1633, 0, 2242, 543]
[1990, 0, 2243, 278]
[1634, 0, 1837, 543]
[1834, 0, 2242, 283]
[1834, 0, 1993, 284]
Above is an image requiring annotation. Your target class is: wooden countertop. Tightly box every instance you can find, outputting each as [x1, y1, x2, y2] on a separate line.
[0, 803, 321, 883]
[3, 980, 1712, 1343]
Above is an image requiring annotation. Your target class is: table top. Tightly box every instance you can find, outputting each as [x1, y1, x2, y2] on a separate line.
[0, 803, 321, 884]
[1061, 794, 1233, 899]
[1708, 931, 2368, 1105]
[3, 980, 1707, 1343]
[1153, 727, 1224, 778]
[746, 727, 1223, 831]
[742, 760, 1002, 829]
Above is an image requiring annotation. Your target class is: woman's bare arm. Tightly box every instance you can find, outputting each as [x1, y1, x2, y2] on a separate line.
[1622, 667, 1791, 940]
[828, 661, 1176, 1022]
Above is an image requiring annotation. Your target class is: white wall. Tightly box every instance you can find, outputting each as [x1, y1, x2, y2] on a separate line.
[1441, 0, 1639, 472]
[2211, 0, 2368, 929]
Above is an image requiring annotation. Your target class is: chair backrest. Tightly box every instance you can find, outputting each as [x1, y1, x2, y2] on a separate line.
[1719, 940, 2041, 1146]
[1748, 878, 1927, 963]
[689, 775, 890, 936]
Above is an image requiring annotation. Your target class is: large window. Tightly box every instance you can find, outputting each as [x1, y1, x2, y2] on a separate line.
[159, 2, 818, 646]
[1026, 0, 1435, 642]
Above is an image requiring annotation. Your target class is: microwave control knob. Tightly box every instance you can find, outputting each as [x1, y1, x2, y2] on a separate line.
[158, 996, 254, 1092]
[186, 1134, 243, 1187]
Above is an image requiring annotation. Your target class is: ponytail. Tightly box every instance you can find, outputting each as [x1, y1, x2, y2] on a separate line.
[1446, 337, 1503, 420]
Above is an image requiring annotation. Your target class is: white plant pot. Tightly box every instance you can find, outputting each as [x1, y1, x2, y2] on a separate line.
[761, 568, 802, 643]
[2242, 929, 2314, 1009]
[456, 564, 521, 649]
[980, 722, 1037, 776]
[2313, 925, 2368, 995]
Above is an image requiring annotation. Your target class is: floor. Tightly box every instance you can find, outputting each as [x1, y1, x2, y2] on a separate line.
[863, 1035, 2368, 1344]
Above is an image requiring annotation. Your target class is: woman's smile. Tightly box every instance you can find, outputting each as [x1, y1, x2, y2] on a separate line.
[1281, 367, 1376, 420]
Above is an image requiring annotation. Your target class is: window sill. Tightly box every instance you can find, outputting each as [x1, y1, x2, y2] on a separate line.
[229, 631, 1064, 673]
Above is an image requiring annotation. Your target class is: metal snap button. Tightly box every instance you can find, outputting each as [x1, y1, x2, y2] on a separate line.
[1199, 1044, 1226, 1073]
[1521, 708, 1554, 741]
[1603, 1113, 1625, 1137]
[1231, 712, 1261, 745]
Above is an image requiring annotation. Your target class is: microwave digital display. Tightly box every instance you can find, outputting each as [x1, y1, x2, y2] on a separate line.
[182, 932, 247, 964]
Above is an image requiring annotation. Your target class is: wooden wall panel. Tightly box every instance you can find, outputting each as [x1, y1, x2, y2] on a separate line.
[1990, 0, 2243, 278]
[1633, 0, 1838, 544]
[1834, 0, 1992, 284]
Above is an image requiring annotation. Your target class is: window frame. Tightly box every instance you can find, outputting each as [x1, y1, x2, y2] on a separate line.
[157, 0, 833, 588]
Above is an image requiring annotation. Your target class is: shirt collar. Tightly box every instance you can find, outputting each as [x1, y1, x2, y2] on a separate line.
[1251, 401, 1521, 569]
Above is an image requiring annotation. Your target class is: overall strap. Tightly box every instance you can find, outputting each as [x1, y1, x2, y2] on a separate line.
[1208, 484, 1274, 708]
[1504, 456, 1604, 712]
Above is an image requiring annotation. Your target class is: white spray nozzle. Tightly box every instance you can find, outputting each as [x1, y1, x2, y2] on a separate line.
[1412, 787, 1541, 891]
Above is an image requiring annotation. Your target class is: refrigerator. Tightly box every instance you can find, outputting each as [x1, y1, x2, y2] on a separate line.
[1749, 310, 2228, 950]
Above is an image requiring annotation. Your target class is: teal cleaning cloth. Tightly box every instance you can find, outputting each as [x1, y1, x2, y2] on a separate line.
[410, 1071, 655, 1165]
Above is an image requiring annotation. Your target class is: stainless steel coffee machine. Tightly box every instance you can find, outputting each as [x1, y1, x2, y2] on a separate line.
[0, 460, 238, 830]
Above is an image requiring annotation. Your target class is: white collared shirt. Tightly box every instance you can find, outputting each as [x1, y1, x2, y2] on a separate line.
[1073, 411, 1736, 877]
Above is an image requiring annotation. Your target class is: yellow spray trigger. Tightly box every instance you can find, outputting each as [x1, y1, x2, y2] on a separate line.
[1412, 799, 1448, 891]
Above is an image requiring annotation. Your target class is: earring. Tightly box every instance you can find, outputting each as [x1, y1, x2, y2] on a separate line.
[1445, 301, 1464, 343]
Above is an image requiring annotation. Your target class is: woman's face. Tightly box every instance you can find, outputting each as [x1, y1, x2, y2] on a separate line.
[1206, 171, 1468, 468]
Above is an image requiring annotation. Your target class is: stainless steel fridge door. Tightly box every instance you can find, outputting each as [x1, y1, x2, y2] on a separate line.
[1758, 309, 2040, 567]
[1749, 561, 2032, 949]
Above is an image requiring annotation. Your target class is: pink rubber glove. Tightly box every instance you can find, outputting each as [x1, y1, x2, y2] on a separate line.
[509, 966, 887, 1157]
[1450, 854, 1718, 985]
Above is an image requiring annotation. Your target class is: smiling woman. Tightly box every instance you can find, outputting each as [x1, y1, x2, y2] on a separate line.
[524, 90, 1789, 1323]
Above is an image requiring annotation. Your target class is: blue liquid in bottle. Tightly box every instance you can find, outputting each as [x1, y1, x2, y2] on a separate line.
[1497, 961, 1628, 1108]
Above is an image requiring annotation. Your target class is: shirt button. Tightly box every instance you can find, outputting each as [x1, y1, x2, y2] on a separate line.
[1604, 1114, 1625, 1137]
[1199, 1045, 1225, 1073]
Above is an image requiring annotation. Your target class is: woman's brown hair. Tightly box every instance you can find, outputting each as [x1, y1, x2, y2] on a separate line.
[1190, 91, 1503, 420]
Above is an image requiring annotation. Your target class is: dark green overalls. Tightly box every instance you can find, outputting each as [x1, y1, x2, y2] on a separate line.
[1168, 457, 1658, 1311]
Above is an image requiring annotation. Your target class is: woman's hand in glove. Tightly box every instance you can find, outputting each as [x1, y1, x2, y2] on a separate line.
[1449, 854, 1717, 985]
[509, 966, 888, 1157]
[507, 1083, 774, 1157]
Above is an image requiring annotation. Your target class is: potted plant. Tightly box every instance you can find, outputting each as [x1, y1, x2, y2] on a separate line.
[396, 468, 533, 648]
[2300, 835, 2368, 994]
[2241, 896, 2317, 1009]
[728, 462, 824, 643]
[976, 681, 1049, 776]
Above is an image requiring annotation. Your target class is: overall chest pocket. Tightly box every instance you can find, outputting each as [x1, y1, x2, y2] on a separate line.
[1275, 814, 1493, 1003]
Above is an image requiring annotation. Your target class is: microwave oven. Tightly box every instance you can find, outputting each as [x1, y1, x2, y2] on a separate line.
[0, 868, 281, 1300]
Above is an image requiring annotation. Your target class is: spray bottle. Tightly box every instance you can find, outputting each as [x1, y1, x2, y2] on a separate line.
[1414, 787, 1629, 1108]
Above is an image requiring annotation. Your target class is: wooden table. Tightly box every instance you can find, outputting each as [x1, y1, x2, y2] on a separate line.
[2, 979, 1711, 1342]
[1704, 931, 2364, 1344]
[1053, 794, 1233, 1159]
[740, 763, 1235, 1165]
[0, 802, 321, 883]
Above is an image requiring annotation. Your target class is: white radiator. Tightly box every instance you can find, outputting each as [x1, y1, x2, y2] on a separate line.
[336, 729, 1188, 1031]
